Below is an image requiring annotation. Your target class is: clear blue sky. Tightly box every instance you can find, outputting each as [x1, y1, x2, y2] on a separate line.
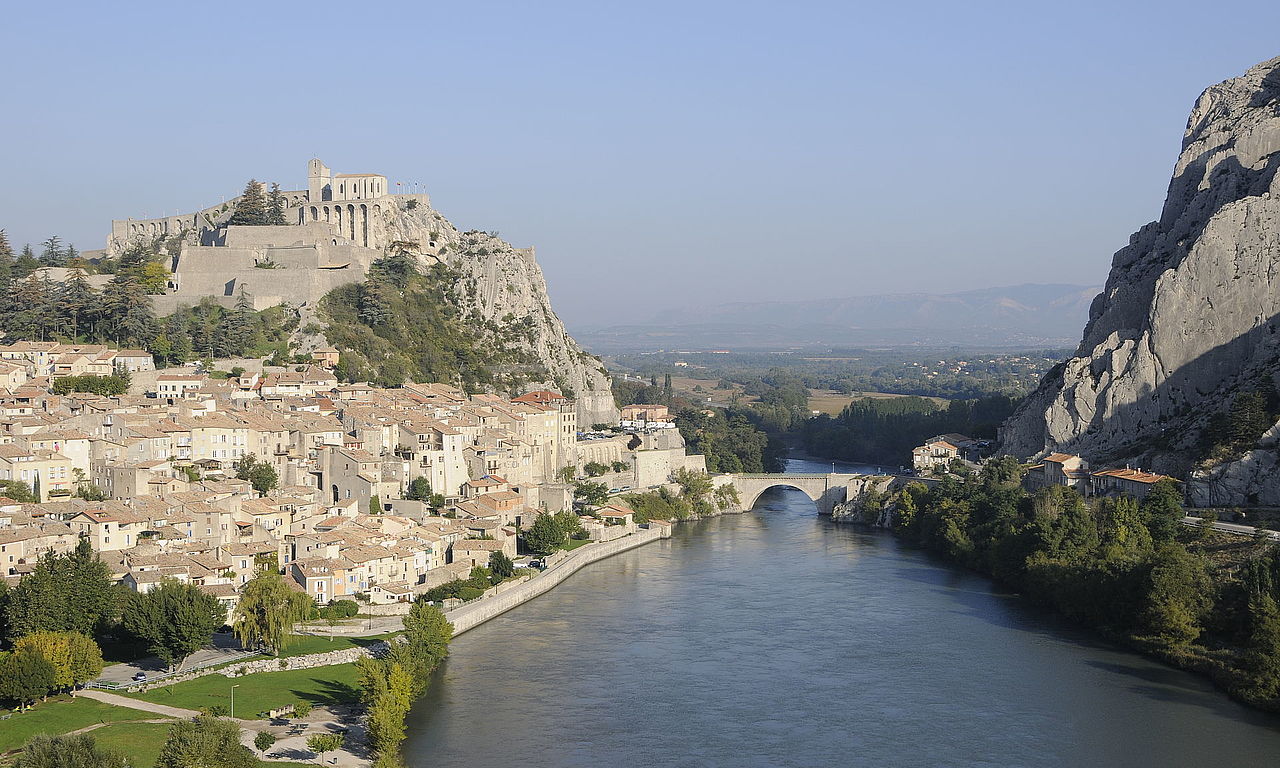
[3, 1, 1279, 327]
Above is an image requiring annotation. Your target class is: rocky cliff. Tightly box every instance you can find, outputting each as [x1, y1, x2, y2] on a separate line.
[375, 200, 617, 426]
[1000, 56, 1280, 504]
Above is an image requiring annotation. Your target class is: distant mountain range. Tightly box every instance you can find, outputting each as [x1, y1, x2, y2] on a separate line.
[573, 284, 1100, 351]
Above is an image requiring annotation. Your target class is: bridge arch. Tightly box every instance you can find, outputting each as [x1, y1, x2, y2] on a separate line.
[714, 473, 865, 516]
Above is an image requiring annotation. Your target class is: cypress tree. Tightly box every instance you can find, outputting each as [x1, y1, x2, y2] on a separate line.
[228, 179, 267, 226]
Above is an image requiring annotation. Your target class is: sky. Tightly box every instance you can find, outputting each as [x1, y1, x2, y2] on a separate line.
[3, 1, 1280, 328]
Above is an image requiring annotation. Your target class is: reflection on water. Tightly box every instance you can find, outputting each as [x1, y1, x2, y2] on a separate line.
[403, 459, 1280, 767]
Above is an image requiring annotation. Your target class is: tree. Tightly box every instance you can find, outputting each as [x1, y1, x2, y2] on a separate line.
[404, 477, 432, 501]
[584, 461, 609, 477]
[1142, 479, 1184, 544]
[573, 480, 609, 507]
[489, 550, 515, 580]
[58, 269, 99, 339]
[524, 513, 564, 556]
[0, 480, 39, 503]
[1141, 544, 1214, 646]
[254, 731, 277, 753]
[234, 453, 278, 496]
[307, 733, 345, 763]
[233, 570, 312, 654]
[228, 180, 268, 226]
[358, 657, 411, 758]
[121, 579, 226, 670]
[0, 647, 57, 707]
[611, 460, 629, 474]
[393, 599, 453, 688]
[369, 495, 382, 515]
[556, 466, 576, 483]
[266, 183, 287, 226]
[554, 510, 584, 540]
[14, 733, 128, 768]
[13, 631, 103, 691]
[39, 235, 65, 267]
[156, 716, 258, 768]
[6, 539, 115, 643]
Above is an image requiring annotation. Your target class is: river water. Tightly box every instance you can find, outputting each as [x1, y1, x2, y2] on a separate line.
[404, 459, 1280, 767]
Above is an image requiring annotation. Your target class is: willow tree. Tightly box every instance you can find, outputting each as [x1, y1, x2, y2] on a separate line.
[232, 571, 312, 655]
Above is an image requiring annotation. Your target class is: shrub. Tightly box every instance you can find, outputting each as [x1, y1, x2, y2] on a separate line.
[254, 731, 277, 752]
[458, 586, 484, 601]
[292, 700, 312, 718]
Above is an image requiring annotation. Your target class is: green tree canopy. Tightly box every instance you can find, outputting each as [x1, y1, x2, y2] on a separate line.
[232, 570, 311, 655]
[121, 579, 226, 670]
[13, 733, 127, 768]
[155, 716, 258, 768]
[6, 539, 115, 643]
[228, 180, 268, 227]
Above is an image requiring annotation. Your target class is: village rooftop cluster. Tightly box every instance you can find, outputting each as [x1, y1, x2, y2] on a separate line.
[0, 341, 705, 616]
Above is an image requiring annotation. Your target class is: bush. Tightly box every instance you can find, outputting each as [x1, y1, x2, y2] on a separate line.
[254, 731, 277, 752]
[329, 599, 359, 618]
[458, 586, 484, 601]
[292, 700, 312, 718]
[51, 374, 129, 396]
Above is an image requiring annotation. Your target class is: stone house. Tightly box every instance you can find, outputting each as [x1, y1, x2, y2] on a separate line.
[1022, 453, 1091, 494]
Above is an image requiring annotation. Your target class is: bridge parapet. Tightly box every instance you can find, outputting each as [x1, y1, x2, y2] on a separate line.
[714, 472, 909, 515]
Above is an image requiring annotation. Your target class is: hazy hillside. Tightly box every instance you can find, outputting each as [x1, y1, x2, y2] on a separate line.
[574, 284, 1099, 350]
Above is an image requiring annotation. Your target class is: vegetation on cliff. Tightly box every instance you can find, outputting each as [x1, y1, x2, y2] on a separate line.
[870, 460, 1280, 712]
[321, 254, 547, 391]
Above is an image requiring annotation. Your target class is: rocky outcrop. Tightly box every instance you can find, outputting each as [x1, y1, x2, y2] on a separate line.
[1001, 56, 1280, 497]
[373, 202, 616, 425]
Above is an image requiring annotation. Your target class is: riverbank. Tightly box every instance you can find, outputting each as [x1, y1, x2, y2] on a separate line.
[833, 473, 1280, 718]
[448, 526, 668, 636]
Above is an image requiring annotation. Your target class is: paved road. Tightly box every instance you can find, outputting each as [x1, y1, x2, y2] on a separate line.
[75, 689, 201, 719]
[1182, 515, 1280, 539]
[96, 631, 249, 683]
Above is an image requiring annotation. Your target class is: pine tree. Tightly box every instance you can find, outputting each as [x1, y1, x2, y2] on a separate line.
[228, 179, 268, 226]
[0, 228, 13, 257]
[216, 288, 257, 356]
[39, 235, 65, 266]
[59, 269, 99, 340]
[266, 183, 287, 225]
[14, 244, 39, 278]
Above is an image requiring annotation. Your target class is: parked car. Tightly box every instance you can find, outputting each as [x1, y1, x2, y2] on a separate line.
[132, 671, 147, 682]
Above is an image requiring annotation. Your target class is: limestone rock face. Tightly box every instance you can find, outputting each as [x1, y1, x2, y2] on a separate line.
[376, 201, 617, 426]
[1000, 56, 1280, 492]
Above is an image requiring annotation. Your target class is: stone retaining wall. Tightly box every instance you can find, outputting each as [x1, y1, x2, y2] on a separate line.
[447, 527, 666, 636]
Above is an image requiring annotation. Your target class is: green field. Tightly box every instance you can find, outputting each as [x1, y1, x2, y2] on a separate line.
[86, 722, 172, 767]
[126, 663, 362, 718]
[276, 631, 398, 658]
[0, 697, 162, 754]
[84, 722, 314, 768]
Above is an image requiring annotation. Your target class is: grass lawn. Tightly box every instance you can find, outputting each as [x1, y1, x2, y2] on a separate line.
[126, 663, 363, 718]
[71, 722, 316, 768]
[563, 538, 592, 551]
[87, 722, 172, 767]
[277, 631, 398, 658]
[0, 696, 161, 754]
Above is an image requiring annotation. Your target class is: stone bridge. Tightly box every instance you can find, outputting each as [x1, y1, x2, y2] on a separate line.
[713, 473, 897, 516]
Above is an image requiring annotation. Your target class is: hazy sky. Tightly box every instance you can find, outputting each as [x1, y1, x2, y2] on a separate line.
[3, 1, 1279, 328]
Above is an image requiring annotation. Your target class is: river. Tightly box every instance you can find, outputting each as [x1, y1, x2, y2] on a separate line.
[404, 458, 1280, 767]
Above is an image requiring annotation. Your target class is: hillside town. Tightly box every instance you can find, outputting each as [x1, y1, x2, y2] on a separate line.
[0, 341, 704, 618]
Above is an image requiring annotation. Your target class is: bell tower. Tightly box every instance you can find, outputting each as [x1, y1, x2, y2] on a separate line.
[308, 158, 332, 202]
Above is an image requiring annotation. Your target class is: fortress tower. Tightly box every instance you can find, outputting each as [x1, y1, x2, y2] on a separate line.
[308, 158, 333, 202]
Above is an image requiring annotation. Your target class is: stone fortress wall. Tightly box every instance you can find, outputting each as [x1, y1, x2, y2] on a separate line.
[106, 159, 426, 312]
